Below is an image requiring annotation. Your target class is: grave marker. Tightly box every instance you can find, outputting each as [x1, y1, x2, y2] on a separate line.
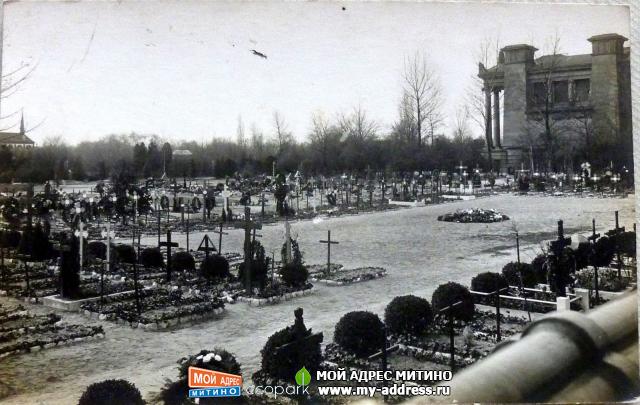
[319, 230, 339, 277]
[159, 230, 179, 282]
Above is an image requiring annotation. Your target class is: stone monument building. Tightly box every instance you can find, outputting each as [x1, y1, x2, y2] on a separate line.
[479, 33, 631, 174]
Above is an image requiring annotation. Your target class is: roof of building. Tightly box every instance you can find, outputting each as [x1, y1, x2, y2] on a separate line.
[0, 131, 34, 145]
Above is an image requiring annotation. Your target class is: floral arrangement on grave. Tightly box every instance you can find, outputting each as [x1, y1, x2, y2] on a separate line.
[199, 254, 230, 281]
[238, 240, 270, 291]
[172, 251, 196, 272]
[258, 308, 323, 383]
[334, 310, 385, 358]
[437, 209, 509, 223]
[384, 295, 433, 336]
[501, 262, 537, 288]
[160, 348, 244, 405]
[79, 379, 145, 405]
[0, 196, 20, 226]
[140, 247, 164, 268]
[60, 232, 81, 299]
[279, 238, 308, 287]
[431, 282, 475, 322]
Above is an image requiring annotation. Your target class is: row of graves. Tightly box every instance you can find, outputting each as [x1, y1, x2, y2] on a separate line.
[514, 164, 632, 198]
[67, 212, 637, 404]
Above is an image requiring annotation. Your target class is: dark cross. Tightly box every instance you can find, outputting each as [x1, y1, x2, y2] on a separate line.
[438, 300, 464, 372]
[197, 234, 217, 260]
[52, 238, 71, 301]
[515, 231, 532, 322]
[132, 229, 142, 317]
[157, 208, 162, 247]
[611, 211, 625, 279]
[550, 220, 571, 256]
[261, 192, 266, 218]
[319, 230, 339, 277]
[368, 327, 400, 402]
[159, 230, 179, 282]
[549, 220, 572, 297]
[589, 218, 601, 304]
[487, 287, 509, 341]
[213, 222, 228, 254]
[381, 181, 386, 204]
[234, 207, 262, 293]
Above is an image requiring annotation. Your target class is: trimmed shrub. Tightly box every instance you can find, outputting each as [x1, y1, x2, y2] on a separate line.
[431, 282, 475, 322]
[78, 379, 144, 405]
[573, 243, 591, 271]
[334, 311, 384, 358]
[140, 247, 164, 268]
[617, 231, 636, 258]
[114, 244, 137, 264]
[531, 254, 548, 284]
[200, 255, 230, 280]
[592, 236, 615, 268]
[171, 251, 195, 272]
[260, 308, 323, 382]
[384, 295, 433, 336]
[87, 241, 107, 261]
[238, 240, 269, 290]
[31, 223, 52, 261]
[279, 262, 309, 287]
[470, 272, 508, 293]
[501, 262, 536, 288]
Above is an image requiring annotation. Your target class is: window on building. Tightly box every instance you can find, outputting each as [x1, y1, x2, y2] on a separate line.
[532, 82, 546, 105]
[552, 81, 569, 103]
[573, 79, 590, 102]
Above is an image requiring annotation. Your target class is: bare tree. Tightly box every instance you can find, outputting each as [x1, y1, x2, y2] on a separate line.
[402, 52, 443, 146]
[236, 115, 246, 149]
[272, 111, 293, 154]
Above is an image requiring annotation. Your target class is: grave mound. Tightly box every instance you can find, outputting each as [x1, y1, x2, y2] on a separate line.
[438, 208, 509, 223]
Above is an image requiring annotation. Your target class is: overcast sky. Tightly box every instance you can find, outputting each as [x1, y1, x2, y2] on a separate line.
[1, 1, 630, 145]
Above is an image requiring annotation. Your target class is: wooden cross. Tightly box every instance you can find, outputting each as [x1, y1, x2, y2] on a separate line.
[487, 287, 509, 341]
[159, 230, 179, 282]
[234, 206, 262, 293]
[549, 220, 572, 297]
[606, 211, 625, 280]
[437, 300, 464, 371]
[197, 234, 217, 259]
[319, 230, 339, 277]
[550, 220, 571, 257]
[213, 222, 228, 254]
[589, 218, 601, 304]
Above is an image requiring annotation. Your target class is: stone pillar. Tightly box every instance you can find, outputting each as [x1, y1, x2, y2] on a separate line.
[493, 89, 501, 148]
[484, 88, 493, 149]
[556, 296, 571, 312]
[574, 288, 590, 312]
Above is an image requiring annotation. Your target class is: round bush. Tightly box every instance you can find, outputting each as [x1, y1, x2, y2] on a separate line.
[531, 254, 548, 284]
[114, 244, 137, 264]
[573, 243, 591, 271]
[617, 231, 636, 258]
[334, 311, 385, 358]
[171, 251, 195, 272]
[200, 255, 230, 280]
[78, 379, 144, 405]
[592, 236, 615, 268]
[501, 262, 536, 288]
[279, 262, 309, 287]
[470, 272, 508, 293]
[140, 247, 164, 268]
[87, 241, 107, 261]
[431, 282, 475, 322]
[384, 295, 433, 336]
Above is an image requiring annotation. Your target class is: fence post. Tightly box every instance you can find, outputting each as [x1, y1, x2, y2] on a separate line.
[556, 296, 571, 311]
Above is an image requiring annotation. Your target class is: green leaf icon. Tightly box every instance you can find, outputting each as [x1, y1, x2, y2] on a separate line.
[295, 367, 311, 386]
